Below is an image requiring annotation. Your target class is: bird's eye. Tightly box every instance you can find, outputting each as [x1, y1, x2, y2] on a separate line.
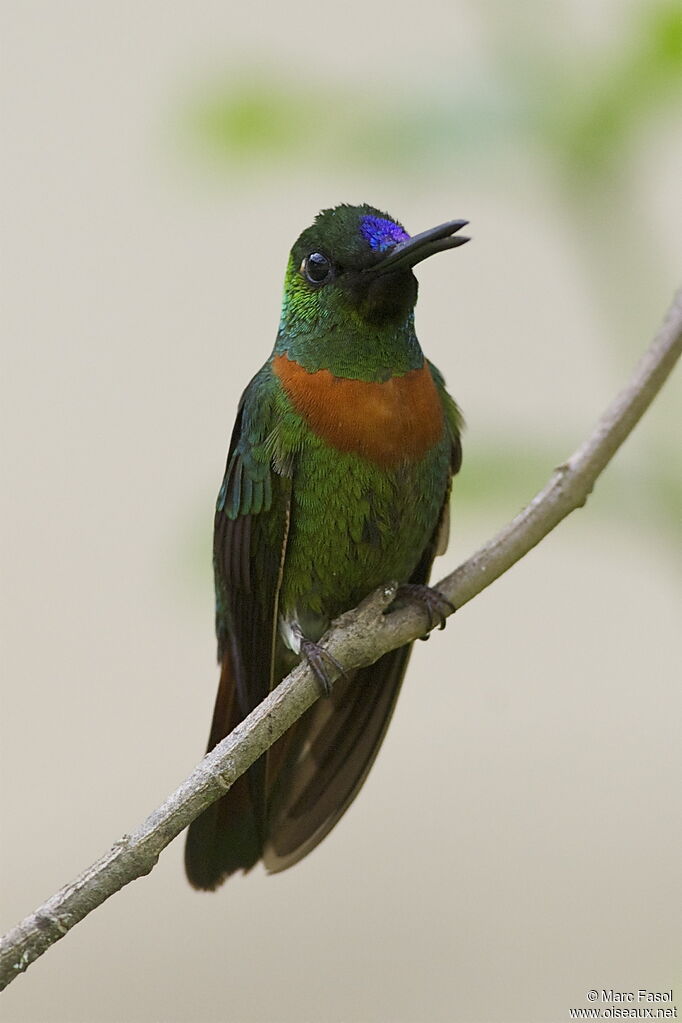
[302, 252, 332, 285]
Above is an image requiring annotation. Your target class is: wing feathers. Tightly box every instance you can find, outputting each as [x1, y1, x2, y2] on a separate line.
[185, 369, 292, 886]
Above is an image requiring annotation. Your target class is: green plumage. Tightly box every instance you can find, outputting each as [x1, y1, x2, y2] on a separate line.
[185, 204, 468, 889]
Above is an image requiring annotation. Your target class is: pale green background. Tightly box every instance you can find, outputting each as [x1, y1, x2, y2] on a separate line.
[2, 1, 681, 1021]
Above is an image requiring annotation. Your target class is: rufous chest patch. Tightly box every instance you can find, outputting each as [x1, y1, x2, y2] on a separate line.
[273, 353, 444, 468]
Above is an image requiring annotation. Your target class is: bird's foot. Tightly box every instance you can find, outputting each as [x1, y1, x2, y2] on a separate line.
[394, 583, 456, 637]
[298, 636, 347, 697]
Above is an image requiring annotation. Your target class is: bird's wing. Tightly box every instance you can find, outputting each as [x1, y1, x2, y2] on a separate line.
[185, 366, 293, 889]
[263, 373, 463, 872]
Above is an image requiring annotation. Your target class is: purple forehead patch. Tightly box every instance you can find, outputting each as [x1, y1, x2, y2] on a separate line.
[359, 215, 409, 252]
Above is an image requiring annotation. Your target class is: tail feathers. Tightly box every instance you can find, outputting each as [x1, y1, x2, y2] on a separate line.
[186, 635, 415, 885]
[263, 644, 411, 872]
[184, 654, 262, 890]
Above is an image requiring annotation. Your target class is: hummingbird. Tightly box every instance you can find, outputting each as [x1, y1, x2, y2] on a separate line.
[185, 203, 468, 889]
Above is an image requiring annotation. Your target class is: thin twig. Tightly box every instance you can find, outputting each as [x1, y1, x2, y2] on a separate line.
[1, 288, 680, 992]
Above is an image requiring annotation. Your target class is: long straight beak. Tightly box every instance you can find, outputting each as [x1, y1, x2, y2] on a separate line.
[365, 219, 470, 277]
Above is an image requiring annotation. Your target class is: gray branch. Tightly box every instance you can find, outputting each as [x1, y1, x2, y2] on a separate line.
[1, 288, 680, 992]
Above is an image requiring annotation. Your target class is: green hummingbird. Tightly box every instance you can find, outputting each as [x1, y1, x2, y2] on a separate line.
[185, 203, 468, 889]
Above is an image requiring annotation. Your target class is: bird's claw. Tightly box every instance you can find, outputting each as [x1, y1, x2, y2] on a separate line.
[395, 583, 456, 634]
[300, 639, 347, 697]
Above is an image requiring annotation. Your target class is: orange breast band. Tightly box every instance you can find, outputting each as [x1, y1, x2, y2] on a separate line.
[273, 353, 444, 468]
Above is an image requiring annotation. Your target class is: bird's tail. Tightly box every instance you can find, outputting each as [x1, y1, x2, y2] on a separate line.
[184, 653, 262, 890]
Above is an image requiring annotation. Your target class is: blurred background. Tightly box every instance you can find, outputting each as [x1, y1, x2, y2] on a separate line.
[2, 1, 681, 1021]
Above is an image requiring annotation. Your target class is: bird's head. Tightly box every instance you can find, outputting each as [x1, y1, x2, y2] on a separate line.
[280, 204, 469, 332]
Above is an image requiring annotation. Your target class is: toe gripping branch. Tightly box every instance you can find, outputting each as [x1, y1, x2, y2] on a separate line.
[300, 638, 347, 697]
[394, 583, 456, 639]
[298, 582, 454, 693]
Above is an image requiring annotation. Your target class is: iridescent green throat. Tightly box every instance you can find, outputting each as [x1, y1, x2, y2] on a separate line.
[275, 257, 424, 382]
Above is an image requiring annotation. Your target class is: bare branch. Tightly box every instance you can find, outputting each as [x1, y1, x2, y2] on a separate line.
[1, 288, 680, 992]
